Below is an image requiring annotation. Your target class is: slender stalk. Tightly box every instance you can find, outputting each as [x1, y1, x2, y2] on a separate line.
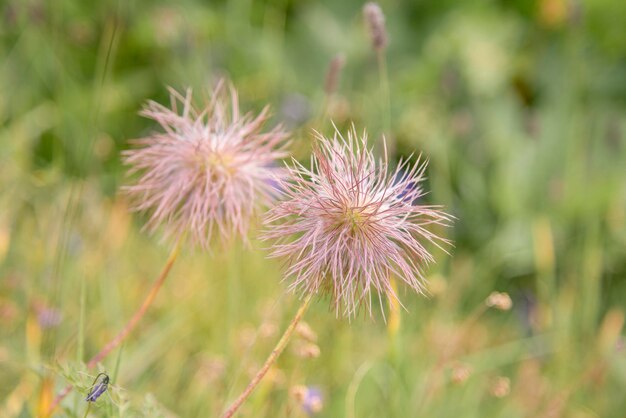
[221, 294, 313, 418]
[47, 239, 183, 415]
[387, 277, 401, 352]
[75, 274, 87, 412]
[82, 403, 91, 418]
[377, 50, 391, 137]
[377, 44, 399, 364]
[88, 239, 182, 368]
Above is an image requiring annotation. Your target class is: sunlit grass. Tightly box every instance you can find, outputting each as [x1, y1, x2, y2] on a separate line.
[1, 0, 625, 417]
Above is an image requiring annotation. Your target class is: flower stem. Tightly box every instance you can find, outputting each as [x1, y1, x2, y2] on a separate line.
[387, 277, 401, 359]
[47, 239, 183, 415]
[221, 293, 313, 418]
[82, 402, 91, 418]
[377, 50, 391, 138]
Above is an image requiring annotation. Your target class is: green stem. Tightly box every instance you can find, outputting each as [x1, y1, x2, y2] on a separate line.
[82, 403, 91, 418]
[75, 275, 87, 412]
[377, 50, 391, 139]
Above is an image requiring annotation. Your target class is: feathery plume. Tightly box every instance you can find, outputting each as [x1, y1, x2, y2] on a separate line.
[264, 127, 451, 318]
[123, 82, 289, 248]
[363, 2, 388, 52]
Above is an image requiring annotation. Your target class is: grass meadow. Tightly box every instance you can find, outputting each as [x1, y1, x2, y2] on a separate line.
[1, 0, 626, 417]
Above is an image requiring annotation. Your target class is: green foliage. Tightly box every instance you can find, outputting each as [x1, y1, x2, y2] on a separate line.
[1, 0, 625, 417]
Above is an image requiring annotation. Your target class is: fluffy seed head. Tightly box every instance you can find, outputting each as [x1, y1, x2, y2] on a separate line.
[264, 127, 452, 318]
[123, 82, 289, 248]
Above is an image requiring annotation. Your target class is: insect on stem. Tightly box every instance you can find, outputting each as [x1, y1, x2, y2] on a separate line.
[85, 373, 110, 403]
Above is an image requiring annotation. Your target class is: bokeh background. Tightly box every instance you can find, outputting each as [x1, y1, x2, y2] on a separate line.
[1, 0, 625, 417]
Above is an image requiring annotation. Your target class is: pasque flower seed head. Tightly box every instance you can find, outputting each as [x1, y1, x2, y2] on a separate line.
[264, 127, 451, 318]
[123, 82, 289, 248]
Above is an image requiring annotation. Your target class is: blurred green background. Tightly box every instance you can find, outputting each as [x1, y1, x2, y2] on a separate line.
[1, 0, 625, 417]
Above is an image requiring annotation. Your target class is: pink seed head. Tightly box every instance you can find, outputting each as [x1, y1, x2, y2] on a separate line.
[264, 127, 452, 318]
[123, 82, 289, 248]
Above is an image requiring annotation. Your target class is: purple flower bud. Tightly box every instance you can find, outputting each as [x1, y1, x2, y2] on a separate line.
[302, 386, 324, 415]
